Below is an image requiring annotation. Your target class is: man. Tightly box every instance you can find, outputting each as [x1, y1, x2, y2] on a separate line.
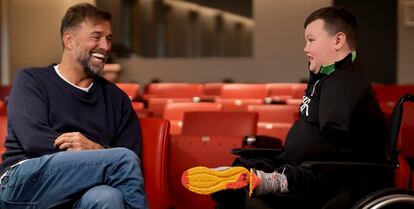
[182, 6, 388, 209]
[0, 3, 148, 209]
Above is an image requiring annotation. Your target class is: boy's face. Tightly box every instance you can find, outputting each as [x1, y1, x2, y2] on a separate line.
[304, 19, 337, 73]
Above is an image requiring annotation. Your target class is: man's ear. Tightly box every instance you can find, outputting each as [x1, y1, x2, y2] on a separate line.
[63, 31, 74, 49]
[334, 32, 347, 50]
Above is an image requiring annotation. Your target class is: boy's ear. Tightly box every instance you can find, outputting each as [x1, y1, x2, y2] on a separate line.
[334, 32, 347, 50]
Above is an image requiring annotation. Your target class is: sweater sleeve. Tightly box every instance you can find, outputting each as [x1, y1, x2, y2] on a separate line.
[113, 96, 142, 157]
[8, 70, 59, 156]
[319, 71, 364, 142]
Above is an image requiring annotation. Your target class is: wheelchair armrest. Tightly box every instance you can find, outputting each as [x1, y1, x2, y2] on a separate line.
[231, 148, 283, 159]
[300, 161, 394, 176]
[242, 135, 283, 149]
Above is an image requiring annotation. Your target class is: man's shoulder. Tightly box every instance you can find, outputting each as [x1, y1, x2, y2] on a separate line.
[17, 65, 54, 79]
[95, 76, 119, 92]
[94, 76, 130, 100]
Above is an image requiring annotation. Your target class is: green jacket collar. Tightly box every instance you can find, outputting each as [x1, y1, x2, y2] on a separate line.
[319, 51, 356, 75]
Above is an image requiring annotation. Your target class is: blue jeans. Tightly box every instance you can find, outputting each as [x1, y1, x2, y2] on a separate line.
[0, 148, 149, 209]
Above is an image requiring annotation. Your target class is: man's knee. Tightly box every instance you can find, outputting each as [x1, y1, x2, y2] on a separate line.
[110, 147, 139, 162]
[75, 185, 125, 209]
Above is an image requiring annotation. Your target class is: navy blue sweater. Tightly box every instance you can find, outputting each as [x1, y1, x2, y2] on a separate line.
[1, 65, 141, 174]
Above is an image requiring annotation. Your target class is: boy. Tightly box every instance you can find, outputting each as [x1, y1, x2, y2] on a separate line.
[182, 6, 387, 209]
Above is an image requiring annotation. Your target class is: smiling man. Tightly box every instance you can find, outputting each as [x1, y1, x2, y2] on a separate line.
[0, 3, 148, 209]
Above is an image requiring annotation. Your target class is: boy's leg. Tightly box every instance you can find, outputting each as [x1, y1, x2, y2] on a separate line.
[181, 166, 250, 195]
[181, 156, 286, 209]
[0, 148, 148, 209]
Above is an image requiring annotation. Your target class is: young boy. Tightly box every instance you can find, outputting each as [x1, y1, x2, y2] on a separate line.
[181, 6, 387, 209]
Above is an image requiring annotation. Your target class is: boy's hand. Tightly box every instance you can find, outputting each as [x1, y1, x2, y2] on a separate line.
[54, 132, 104, 151]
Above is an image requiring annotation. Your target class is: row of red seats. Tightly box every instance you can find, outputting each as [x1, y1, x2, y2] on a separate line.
[1, 82, 413, 105]
[118, 82, 414, 102]
[118, 83, 414, 147]
[1, 89, 414, 209]
[143, 83, 306, 117]
[162, 102, 298, 145]
[118, 82, 414, 118]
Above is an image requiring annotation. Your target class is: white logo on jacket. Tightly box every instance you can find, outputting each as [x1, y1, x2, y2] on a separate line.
[300, 80, 320, 117]
[300, 96, 311, 116]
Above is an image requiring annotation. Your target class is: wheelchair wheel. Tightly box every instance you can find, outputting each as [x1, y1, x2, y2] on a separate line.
[351, 188, 414, 209]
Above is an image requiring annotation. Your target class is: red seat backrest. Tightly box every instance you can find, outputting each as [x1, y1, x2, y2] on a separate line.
[0, 116, 7, 160]
[116, 83, 140, 100]
[0, 101, 6, 116]
[156, 83, 204, 98]
[181, 111, 258, 136]
[220, 84, 268, 99]
[203, 83, 224, 96]
[168, 135, 243, 209]
[266, 83, 295, 97]
[392, 98, 414, 189]
[247, 104, 299, 124]
[163, 102, 222, 121]
[163, 102, 222, 135]
[399, 103, 414, 159]
[374, 85, 414, 102]
[140, 117, 171, 209]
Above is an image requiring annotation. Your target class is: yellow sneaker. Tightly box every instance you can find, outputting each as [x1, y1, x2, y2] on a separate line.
[181, 166, 250, 195]
[249, 168, 262, 197]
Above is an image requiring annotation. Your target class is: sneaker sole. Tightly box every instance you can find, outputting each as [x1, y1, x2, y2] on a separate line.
[181, 166, 250, 195]
[249, 168, 261, 197]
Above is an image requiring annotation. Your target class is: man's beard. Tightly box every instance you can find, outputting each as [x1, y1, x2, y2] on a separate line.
[78, 54, 105, 77]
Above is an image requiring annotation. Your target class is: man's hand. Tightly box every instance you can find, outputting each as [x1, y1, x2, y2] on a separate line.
[54, 132, 104, 151]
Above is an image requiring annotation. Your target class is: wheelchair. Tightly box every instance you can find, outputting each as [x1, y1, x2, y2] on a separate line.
[233, 94, 414, 209]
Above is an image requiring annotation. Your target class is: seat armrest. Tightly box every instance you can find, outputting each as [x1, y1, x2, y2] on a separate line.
[231, 148, 283, 159]
[242, 135, 283, 149]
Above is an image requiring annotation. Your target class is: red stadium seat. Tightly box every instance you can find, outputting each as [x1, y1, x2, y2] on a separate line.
[291, 83, 307, 99]
[181, 111, 258, 136]
[116, 83, 140, 100]
[140, 117, 171, 209]
[163, 102, 222, 135]
[147, 83, 204, 98]
[215, 98, 263, 111]
[0, 116, 7, 161]
[247, 104, 299, 144]
[203, 83, 224, 96]
[220, 83, 268, 99]
[147, 98, 193, 118]
[168, 135, 243, 209]
[266, 83, 295, 102]
[0, 101, 6, 116]
[394, 102, 414, 189]
[374, 85, 414, 103]
[0, 85, 12, 101]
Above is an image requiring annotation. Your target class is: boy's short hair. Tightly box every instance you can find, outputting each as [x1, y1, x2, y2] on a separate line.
[60, 3, 111, 39]
[304, 6, 358, 50]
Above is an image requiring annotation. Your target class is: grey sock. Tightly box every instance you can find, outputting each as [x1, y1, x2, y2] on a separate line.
[254, 169, 289, 196]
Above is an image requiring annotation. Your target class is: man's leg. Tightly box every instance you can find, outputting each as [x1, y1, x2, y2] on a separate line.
[0, 148, 148, 209]
[73, 185, 125, 209]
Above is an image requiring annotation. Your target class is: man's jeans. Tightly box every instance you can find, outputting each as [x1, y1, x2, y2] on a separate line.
[0, 148, 149, 209]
